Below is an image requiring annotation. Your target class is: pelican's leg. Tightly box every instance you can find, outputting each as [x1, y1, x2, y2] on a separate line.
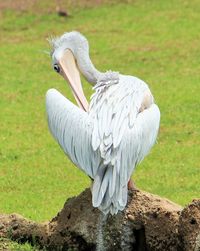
[128, 178, 136, 190]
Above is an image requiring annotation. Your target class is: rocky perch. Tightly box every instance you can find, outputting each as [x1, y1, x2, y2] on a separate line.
[0, 188, 200, 251]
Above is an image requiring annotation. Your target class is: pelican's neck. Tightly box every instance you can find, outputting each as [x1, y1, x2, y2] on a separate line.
[75, 48, 102, 85]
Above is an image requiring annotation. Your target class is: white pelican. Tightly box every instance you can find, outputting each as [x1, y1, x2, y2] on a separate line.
[46, 31, 160, 215]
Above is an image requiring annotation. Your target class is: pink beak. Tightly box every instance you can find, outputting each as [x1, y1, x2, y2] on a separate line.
[58, 49, 89, 112]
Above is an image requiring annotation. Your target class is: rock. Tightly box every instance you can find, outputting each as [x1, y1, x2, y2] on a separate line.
[0, 188, 199, 251]
[178, 199, 200, 251]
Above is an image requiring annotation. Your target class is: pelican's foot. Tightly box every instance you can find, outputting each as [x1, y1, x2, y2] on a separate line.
[128, 179, 137, 191]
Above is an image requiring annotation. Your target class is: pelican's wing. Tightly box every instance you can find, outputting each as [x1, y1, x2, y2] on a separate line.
[46, 88, 100, 179]
[117, 103, 160, 189]
[104, 103, 160, 215]
[89, 74, 155, 162]
[89, 74, 160, 214]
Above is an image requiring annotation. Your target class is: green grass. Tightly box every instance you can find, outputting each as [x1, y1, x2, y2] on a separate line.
[0, 238, 40, 251]
[0, 0, 199, 234]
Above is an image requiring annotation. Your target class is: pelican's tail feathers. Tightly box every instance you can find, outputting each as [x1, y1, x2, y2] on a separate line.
[92, 165, 128, 215]
[92, 164, 110, 208]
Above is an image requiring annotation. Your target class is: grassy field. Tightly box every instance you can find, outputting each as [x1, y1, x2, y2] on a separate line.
[0, 238, 37, 251]
[0, 0, 200, 249]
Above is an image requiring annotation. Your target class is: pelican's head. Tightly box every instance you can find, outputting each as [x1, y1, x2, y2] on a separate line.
[49, 31, 89, 111]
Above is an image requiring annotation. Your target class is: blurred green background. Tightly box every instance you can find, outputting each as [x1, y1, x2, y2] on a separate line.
[0, 0, 200, 225]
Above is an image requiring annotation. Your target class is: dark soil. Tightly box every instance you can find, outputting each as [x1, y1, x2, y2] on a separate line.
[0, 188, 200, 250]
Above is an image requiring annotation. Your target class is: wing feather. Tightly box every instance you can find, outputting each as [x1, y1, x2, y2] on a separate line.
[46, 88, 98, 179]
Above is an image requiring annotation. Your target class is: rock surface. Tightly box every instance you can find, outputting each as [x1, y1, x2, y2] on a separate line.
[0, 188, 199, 251]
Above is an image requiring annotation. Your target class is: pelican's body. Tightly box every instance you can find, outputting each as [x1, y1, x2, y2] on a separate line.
[46, 31, 160, 215]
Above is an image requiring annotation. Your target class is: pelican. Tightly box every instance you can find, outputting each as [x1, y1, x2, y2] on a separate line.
[46, 31, 160, 215]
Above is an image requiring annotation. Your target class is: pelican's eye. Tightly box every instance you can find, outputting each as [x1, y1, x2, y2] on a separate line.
[53, 64, 60, 73]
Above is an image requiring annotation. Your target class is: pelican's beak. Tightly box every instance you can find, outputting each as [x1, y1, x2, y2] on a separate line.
[58, 49, 89, 112]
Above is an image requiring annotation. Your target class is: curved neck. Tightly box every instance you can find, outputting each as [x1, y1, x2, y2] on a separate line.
[75, 48, 102, 85]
